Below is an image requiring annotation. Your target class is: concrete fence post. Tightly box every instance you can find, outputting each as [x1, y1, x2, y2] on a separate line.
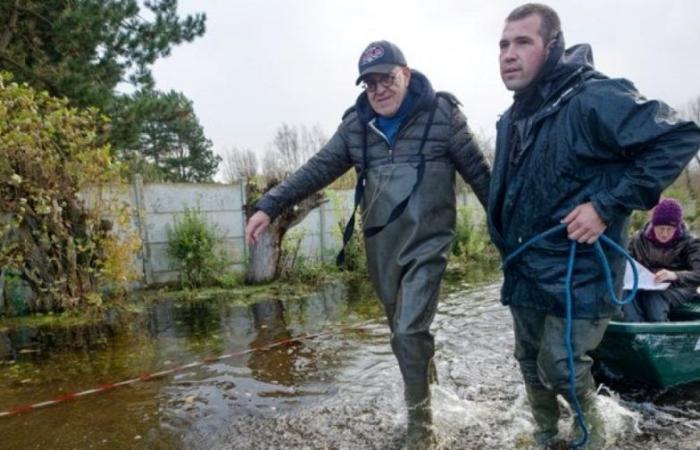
[133, 175, 153, 285]
[319, 202, 326, 262]
[240, 180, 248, 261]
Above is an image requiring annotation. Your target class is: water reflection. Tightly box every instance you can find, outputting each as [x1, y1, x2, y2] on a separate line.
[248, 298, 312, 388]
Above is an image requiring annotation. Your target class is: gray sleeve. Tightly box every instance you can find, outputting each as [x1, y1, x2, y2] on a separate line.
[447, 103, 491, 211]
[255, 129, 353, 220]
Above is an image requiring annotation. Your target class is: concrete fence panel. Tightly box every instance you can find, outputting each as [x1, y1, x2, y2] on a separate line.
[75, 179, 479, 286]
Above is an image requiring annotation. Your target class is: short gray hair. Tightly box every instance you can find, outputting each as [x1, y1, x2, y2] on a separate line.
[506, 3, 561, 42]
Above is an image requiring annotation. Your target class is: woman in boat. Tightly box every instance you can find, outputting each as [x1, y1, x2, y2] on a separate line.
[623, 197, 700, 322]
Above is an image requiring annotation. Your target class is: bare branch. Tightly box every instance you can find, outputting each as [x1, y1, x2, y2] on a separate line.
[222, 146, 258, 183]
[0, 0, 21, 53]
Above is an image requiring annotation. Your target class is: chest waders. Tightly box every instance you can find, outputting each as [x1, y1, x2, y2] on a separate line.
[336, 98, 439, 268]
[503, 223, 639, 448]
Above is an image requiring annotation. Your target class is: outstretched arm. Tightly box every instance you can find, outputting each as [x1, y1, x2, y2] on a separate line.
[254, 129, 353, 220]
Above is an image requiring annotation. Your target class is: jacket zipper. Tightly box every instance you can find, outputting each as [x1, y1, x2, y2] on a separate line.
[368, 102, 431, 163]
[368, 120, 394, 162]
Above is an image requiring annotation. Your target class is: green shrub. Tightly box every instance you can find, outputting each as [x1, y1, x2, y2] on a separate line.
[628, 209, 649, 236]
[0, 73, 128, 313]
[277, 229, 334, 284]
[452, 203, 498, 264]
[284, 255, 337, 285]
[214, 271, 245, 289]
[336, 217, 368, 274]
[166, 207, 228, 288]
[329, 189, 367, 275]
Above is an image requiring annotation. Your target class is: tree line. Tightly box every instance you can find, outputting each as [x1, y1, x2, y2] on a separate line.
[0, 0, 219, 182]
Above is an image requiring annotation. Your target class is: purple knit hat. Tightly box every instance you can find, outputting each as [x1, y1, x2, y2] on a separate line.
[647, 198, 684, 247]
[651, 198, 683, 226]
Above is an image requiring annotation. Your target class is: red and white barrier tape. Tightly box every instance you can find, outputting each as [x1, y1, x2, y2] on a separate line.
[0, 321, 372, 419]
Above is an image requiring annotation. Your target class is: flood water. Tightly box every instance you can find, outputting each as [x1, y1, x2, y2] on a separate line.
[1, 279, 699, 449]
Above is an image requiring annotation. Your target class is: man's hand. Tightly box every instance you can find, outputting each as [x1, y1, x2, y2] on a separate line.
[654, 269, 678, 283]
[245, 211, 271, 245]
[562, 202, 607, 244]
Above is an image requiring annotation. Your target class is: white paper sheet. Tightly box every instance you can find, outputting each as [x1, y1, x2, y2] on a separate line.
[623, 259, 670, 291]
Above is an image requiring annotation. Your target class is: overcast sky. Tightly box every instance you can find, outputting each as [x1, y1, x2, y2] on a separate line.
[152, 0, 700, 176]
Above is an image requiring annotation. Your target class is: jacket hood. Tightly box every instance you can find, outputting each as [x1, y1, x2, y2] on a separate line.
[541, 43, 598, 100]
[355, 69, 435, 124]
[561, 43, 595, 69]
[511, 34, 598, 120]
[547, 43, 596, 80]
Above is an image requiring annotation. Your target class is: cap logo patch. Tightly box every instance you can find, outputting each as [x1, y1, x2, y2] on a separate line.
[360, 45, 385, 66]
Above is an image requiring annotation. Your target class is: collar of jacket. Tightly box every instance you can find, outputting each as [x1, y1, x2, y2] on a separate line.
[509, 43, 599, 122]
[496, 67, 588, 165]
[355, 69, 436, 125]
[499, 61, 601, 157]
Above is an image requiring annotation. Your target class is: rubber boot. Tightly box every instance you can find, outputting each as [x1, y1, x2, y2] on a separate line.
[404, 382, 435, 450]
[525, 384, 564, 449]
[571, 390, 606, 450]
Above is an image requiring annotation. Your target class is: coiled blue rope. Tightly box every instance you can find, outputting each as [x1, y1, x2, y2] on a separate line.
[503, 223, 639, 449]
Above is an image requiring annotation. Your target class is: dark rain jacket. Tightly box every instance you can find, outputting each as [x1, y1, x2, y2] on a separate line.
[256, 69, 490, 309]
[488, 44, 700, 319]
[630, 224, 700, 297]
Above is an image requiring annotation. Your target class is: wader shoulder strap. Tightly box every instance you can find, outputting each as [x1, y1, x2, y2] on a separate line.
[336, 127, 368, 268]
[362, 99, 438, 238]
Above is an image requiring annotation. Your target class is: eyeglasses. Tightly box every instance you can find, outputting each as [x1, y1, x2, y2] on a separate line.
[361, 72, 398, 92]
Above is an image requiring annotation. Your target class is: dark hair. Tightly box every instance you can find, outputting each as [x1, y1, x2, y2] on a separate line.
[506, 3, 561, 42]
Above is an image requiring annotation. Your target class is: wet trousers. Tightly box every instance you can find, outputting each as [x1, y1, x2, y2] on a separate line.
[379, 269, 440, 448]
[510, 306, 610, 440]
[371, 258, 443, 388]
[382, 283, 439, 388]
[621, 288, 696, 322]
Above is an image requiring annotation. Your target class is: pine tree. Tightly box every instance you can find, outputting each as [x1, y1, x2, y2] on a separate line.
[0, 0, 217, 180]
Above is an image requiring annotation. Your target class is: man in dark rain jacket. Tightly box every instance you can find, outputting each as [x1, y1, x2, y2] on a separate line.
[245, 40, 490, 447]
[489, 4, 700, 449]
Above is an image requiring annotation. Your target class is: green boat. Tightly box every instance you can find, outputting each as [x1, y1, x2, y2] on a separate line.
[593, 302, 700, 388]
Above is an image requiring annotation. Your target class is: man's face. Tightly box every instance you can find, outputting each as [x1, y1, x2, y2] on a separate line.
[364, 66, 411, 117]
[499, 14, 549, 92]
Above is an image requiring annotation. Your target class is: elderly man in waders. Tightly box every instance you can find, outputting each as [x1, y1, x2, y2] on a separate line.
[245, 40, 491, 448]
[488, 3, 700, 449]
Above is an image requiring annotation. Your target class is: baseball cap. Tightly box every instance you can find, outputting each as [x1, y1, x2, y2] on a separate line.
[355, 40, 407, 85]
